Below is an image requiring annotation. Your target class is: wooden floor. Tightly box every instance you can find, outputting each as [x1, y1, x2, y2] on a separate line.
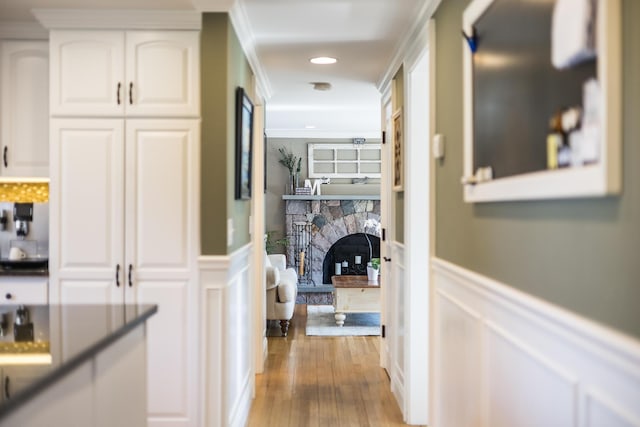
[247, 304, 421, 427]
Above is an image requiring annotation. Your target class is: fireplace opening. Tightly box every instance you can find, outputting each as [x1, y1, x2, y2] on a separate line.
[322, 233, 380, 284]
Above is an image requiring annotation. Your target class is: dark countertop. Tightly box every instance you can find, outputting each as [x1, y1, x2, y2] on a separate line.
[0, 304, 157, 420]
[0, 269, 48, 277]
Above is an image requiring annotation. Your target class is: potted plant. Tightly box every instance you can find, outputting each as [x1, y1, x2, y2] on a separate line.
[367, 257, 380, 284]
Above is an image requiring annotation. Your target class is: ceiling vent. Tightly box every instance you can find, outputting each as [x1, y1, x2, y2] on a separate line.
[311, 82, 332, 91]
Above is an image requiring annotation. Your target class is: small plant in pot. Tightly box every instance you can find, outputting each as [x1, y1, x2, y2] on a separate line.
[367, 258, 380, 283]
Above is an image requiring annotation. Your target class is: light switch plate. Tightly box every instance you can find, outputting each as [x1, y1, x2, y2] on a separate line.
[433, 133, 445, 160]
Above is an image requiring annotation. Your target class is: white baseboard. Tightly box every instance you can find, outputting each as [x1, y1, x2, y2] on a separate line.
[432, 257, 640, 427]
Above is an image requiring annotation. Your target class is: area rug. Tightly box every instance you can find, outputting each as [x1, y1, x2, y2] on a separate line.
[305, 305, 380, 336]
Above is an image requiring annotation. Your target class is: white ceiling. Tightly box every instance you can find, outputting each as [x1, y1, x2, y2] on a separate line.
[0, 0, 424, 139]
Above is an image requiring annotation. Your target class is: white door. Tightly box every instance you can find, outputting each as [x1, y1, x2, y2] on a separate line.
[125, 32, 200, 117]
[50, 31, 125, 117]
[125, 119, 198, 427]
[49, 119, 125, 305]
[0, 41, 49, 177]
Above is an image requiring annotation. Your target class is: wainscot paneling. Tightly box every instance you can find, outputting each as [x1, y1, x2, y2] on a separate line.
[199, 243, 254, 427]
[432, 257, 640, 427]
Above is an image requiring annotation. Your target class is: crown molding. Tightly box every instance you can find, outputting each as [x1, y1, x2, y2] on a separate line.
[32, 9, 202, 30]
[376, 0, 442, 92]
[229, 0, 273, 100]
[0, 22, 48, 40]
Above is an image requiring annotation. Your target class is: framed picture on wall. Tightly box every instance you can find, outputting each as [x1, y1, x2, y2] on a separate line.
[392, 109, 403, 191]
[235, 87, 254, 200]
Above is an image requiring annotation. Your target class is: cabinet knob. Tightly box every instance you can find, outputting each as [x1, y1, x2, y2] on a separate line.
[5, 293, 12, 300]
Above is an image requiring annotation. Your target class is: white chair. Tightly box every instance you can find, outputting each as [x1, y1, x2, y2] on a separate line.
[265, 254, 298, 336]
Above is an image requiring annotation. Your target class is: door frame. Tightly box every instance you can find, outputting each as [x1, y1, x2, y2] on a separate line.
[401, 20, 435, 424]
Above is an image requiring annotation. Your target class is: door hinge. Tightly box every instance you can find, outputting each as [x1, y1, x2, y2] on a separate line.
[382, 228, 386, 241]
[382, 130, 386, 144]
[381, 324, 386, 338]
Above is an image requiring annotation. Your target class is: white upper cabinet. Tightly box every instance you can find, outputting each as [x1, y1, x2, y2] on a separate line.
[50, 31, 199, 118]
[50, 31, 124, 117]
[125, 32, 199, 117]
[0, 41, 49, 177]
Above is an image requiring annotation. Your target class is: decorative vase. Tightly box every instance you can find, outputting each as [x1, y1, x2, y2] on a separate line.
[367, 266, 379, 284]
[287, 174, 295, 195]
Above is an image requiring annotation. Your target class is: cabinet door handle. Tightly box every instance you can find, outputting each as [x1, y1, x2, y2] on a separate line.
[129, 82, 133, 105]
[383, 257, 392, 262]
[4, 376, 10, 400]
[115, 264, 121, 287]
[128, 264, 133, 287]
[117, 82, 121, 105]
[3, 147, 7, 168]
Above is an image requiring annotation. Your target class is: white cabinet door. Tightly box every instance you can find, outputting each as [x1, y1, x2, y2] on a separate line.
[124, 120, 198, 426]
[49, 119, 125, 305]
[125, 32, 199, 117]
[50, 31, 125, 117]
[0, 41, 49, 177]
[50, 31, 198, 118]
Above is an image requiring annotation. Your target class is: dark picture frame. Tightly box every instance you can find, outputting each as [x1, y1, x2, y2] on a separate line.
[392, 108, 403, 191]
[235, 87, 254, 200]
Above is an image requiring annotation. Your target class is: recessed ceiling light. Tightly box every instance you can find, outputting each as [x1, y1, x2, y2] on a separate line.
[310, 56, 337, 65]
[305, 125, 317, 129]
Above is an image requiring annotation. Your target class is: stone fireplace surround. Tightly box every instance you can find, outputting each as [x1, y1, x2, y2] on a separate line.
[284, 196, 381, 304]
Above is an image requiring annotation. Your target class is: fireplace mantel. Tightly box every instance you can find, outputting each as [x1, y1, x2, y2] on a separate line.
[282, 195, 380, 201]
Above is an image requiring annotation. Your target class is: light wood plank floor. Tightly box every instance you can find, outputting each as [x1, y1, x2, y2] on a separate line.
[247, 304, 423, 427]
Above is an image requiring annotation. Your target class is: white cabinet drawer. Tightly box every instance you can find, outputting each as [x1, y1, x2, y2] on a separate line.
[0, 279, 48, 305]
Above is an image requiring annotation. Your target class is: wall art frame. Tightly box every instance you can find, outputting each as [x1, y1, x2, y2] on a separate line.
[235, 86, 254, 200]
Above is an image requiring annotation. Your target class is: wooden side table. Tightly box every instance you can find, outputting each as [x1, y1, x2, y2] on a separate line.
[331, 275, 380, 326]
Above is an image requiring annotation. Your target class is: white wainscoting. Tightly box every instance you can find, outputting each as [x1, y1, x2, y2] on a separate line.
[432, 257, 640, 427]
[389, 242, 406, 414]
[199, 243, 254, 427]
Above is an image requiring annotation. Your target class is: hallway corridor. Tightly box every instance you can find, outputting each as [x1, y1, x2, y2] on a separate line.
[247, 305, 422, 427]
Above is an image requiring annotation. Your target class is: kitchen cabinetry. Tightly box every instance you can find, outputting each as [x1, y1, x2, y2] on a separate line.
[0, 277, 48, 305]
[49, 118, 199, 427]
[50, 31, 199, 117]
[0, 41, 49, 177]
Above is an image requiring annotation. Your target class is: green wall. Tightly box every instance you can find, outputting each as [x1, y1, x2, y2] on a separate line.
[201, 13, 254, 255]
[434, 0, 640, 338]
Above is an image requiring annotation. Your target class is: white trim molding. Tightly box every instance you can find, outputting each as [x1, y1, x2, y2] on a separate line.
[377, 0, 442, 92]
[432, 257, 640, 427]
[33, 9, 202, 30]
[229, 0, 273, 100]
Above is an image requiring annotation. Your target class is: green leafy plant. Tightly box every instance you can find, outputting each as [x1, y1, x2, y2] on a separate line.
[277, 147, 301, 175]
[265, 231, 289, 254]
[370, 257, 380, 270]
